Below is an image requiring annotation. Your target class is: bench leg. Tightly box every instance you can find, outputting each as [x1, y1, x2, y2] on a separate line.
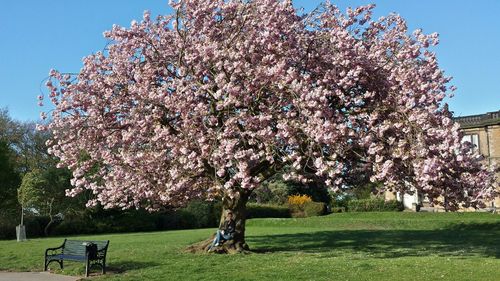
[44, 258, 47, 271]
[85, 259, 90, 277]
[102, 259, 106, 274]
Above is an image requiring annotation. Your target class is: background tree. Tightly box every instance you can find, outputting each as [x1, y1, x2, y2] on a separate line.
[17, 168, 71, 236]
[0, 108, 22, 218]
[18, 171, 44, 228]
[41, 0, 497, 252]
[0, 108, 77, 238]
[38, 167, 73, 235]
[0, 108, 22, 144]
[0, 139, 20, 217]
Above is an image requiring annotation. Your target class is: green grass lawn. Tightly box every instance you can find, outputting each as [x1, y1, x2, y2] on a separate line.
[1, 212, 499, 281]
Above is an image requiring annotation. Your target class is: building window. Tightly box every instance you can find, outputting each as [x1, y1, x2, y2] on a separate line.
[461, 134, 479, 152]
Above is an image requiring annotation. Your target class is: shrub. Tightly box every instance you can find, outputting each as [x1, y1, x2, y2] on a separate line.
[52, 202, 221, 236]
[303, 201, 326, 217]
[183, 200, 218, 228]
[177, 209, 197, 229]
[288, 194, 312, 206]
[250, 177, 331, 205]
[24, 216, 51, 237]
[0, 214, 16, 240]
[54, 209, 189, 236]
[109, 210, 158, 232]
[154, 210, 183, 230]
[53, 216, 96, 235]
[247, 203, 290, 218]
[5, 200, 311, 240]
[383, 199, 405, 212]
[347, 198, 403, 212]
[331, 207, 346, 213]
[0, 215, 55, 239]
[286, 181, 331, 204]
[288, 194, 313, 217]
[211, 201, 223, 223]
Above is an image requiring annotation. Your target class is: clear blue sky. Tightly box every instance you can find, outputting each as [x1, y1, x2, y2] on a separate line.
[0, 0, 498, 122]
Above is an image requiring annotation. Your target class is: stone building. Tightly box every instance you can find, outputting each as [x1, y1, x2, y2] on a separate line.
[454, 110, 500, 209]
[385, 110, 500, 211]
[454, 110, 500, 170]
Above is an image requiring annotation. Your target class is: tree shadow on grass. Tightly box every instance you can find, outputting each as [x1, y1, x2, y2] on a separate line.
[106, 261, 161, 273]
[248, 222, 500, 258]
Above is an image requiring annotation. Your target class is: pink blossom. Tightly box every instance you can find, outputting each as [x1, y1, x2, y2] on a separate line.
[41, 0, 497, 213]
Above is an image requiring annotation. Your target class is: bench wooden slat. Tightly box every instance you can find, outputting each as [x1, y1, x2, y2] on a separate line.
[47, 254, 87, 261]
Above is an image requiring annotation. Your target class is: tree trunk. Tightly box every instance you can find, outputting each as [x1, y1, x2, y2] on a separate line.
[444, 187, 449, 212]
[44, 217, 54, 237]
[219, 189, 250, 252]
[44, 199, 55, 236]
[185, 189, 250, 254]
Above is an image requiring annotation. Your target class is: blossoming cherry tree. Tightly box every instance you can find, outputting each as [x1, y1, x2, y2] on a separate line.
[40, 0, 497, 252]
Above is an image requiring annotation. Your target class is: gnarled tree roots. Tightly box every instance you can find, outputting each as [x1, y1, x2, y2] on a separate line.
[184, 234, 250, 254]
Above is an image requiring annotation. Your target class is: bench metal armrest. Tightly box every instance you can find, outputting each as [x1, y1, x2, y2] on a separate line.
[96, 247, 108, 259]
[45, 240, 65, 257]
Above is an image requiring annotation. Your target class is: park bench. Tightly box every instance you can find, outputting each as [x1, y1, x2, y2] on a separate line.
[44, 239, 110, 277]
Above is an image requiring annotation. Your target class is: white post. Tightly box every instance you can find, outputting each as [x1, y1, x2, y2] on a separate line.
[16, 225, 26, 242]
[17, 205, 26, 242]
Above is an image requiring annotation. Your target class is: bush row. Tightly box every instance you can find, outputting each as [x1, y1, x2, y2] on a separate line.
[1, 201, 315, 240]
[0, 202, 222, 240]
[246, 203, 291, 218]
[346, 198, 404, 212]
[1, 197, 404, 240]
[0, 215, 51, 240]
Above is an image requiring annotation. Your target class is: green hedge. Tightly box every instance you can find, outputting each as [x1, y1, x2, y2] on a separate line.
[52, 201, 293, 236]
[53, 201, 292, 236]
[0, 215, 53, 240]
[347, 198, 403, 212]
[182, 200, 220, 228]
[1, 201, 308, 240]
[0, 214, 16, 240]
[247, 203, 290, 218]
[53, 210, 161, 236]
[53, 200, 221, 236]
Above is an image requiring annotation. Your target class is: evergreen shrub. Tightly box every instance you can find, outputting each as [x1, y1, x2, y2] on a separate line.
[303, 201, 326, 217]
